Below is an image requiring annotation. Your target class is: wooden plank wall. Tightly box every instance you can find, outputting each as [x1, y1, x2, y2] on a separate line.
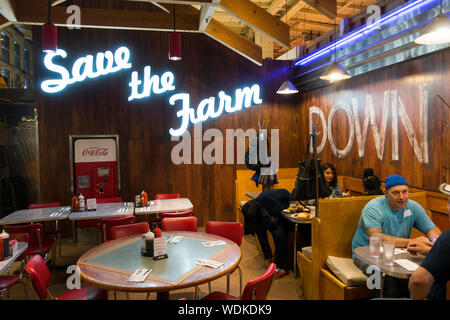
[296, 49, 450, 194]
[32, 27, 303, 236]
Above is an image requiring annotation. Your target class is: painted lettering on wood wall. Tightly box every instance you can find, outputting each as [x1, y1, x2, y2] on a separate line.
[310, 83, 429, 164]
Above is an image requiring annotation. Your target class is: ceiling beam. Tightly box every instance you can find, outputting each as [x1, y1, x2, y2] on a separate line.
[205, 18, 262, 66]
[303, 0, 337, 20]
[266, 0, 286, 15]
[291, 19, 335, 32]
[127, 0, 214, 5]
[0, 0, 17, 22]
[198, 0, 220, 32]
[16, 5, 200, 32]
[219, 0, 290, 49]
[279, 0, 308, 24]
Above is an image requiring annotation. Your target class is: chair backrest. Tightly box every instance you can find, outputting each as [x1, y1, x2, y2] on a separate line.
[100, 215, 136, 242]
[9, 232, 30, 243]
[241, 263, 276, 300]
[205, 221, 243, 246]
[4, 223, 45, 252]
[154, 193, 180, 200]
[110, 222, 150, 240]
[96, 197, 123, 204]
[28, 202, 61, 209]
[161, 217, 198, 232]
[25, 254, 52, 299]
[160, 210, 194, 219]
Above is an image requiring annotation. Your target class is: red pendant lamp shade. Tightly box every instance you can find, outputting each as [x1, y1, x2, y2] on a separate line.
[169, 32, 181, 61]
[42, 23, 57, 52]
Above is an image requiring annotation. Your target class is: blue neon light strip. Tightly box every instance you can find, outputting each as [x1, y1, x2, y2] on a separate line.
[294, 0, 440, 67]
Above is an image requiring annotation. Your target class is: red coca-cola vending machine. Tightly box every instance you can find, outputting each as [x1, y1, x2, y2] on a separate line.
[70, 135, 120, 200]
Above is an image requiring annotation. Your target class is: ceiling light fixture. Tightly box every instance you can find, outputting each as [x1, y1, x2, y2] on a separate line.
[320, 18, 351, 82]
[169, 4, 181, 61]
[415, 0, 450, 45]
[42, 0, 57, 52]
[276, 0, 299, 95]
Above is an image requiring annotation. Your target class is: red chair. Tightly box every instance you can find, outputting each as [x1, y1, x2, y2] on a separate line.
[28, 202, 61, 209]
[99, 216, 136, 242]
[201, 263, 276, 300]
[4, 224, 55, 264]
[206, 221, 243, 295]
[28, 202, 61, 262]
[154, 193, 180, 200]
[0, 233, 29, 299]
[110, 222, 150, 240]
[25, 254, 107, 300]
[76, 197, 123, 243]
[160, 210, 194, 219]
[161, 217, 198, 232]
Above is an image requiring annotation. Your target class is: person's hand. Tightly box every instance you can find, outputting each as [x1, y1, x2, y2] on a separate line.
[343, 191, 351, 197]
[407, 237, 434, 255]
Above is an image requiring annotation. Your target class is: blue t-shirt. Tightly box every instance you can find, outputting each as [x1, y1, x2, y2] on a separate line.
[352, 196, 435, 255]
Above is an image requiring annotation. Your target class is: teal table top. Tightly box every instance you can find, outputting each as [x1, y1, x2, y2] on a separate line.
[77, 231, 241, 292]
[86, 236, 228, 283]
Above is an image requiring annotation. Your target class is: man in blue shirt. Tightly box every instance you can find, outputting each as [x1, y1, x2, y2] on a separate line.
[408, 183, 450, 300]
[352, 174, 441, 297]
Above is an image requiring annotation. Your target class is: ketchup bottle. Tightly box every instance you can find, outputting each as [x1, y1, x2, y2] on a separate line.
[72, 194, 79, 211]
[153, 226, 162, 238]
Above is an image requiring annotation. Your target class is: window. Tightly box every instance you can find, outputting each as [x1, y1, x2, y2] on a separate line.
[1, 32, 10, 63]
[1, 67, 10, 87]
[14, 42, 20, 69]
[14, 74, 21, 88]
[23, 48, 29, 73]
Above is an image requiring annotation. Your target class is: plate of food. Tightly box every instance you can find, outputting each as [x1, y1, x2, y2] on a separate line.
[293, 212, 313, 220]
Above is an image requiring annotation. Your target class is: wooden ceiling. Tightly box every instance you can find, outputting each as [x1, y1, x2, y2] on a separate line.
[0, 0, 381, 65]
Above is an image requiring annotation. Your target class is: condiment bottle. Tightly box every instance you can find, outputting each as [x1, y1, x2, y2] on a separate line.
[141, 190, 148, 206]
[71, 195, 79, 211]
[153, 226, 162, 238]
[79, 194, 85, 211]
[0, 229, 10, 259]
[144, 231, 154, 257]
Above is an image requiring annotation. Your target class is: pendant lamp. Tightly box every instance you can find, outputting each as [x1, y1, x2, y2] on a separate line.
[276, 0, 298, 95]
[415, 0, 450, 45]
[320, 21, 351, 82]
[42, 0, 57, 52]
[276, 80, 299, 94]
[169, 4, 181, 60]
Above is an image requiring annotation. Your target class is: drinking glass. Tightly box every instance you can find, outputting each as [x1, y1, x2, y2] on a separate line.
[369, 236, 381, 257]
[382, 241, 395, 266]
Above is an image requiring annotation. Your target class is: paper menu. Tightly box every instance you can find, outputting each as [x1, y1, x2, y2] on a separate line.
[394, 259, 419, 271]
[153, 237, 167, 258]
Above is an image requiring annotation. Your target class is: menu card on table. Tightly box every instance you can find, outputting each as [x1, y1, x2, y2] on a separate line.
[153, 236, 168, 260]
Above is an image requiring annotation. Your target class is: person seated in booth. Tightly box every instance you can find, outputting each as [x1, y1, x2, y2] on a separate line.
[408, 183, 450, 300]
[362, 168, 384, 196]
[322, 163, 351, 198]
[351, 174, 442, 297]
[241, 188, 291, 279]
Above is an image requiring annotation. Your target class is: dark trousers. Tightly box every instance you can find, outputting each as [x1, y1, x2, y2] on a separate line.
[256, 223, 289, 271]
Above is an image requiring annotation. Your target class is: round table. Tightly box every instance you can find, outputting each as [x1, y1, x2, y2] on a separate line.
[77, 231, 241, 299]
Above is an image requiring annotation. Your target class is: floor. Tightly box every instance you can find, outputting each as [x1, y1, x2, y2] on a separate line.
[1, 230, 305, 300]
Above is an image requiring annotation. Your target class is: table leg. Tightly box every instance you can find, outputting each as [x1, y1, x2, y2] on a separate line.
[55, 220, 60, 263]
[294, 223, 298, 278]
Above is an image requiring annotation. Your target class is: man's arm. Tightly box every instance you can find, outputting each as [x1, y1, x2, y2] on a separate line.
[366, 227, 410, 247]
[409, 266, 434, 299]
[426, 226, 442, 242]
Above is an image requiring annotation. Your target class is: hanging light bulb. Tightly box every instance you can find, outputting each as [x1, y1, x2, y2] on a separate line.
[320, 19, 351, 82]
[415, 12, 450, 45]
[320, 61, 352, 81]
[42, 0, 57, 52]
[276, 80, 299, 94]
[169, 4, 181, 60]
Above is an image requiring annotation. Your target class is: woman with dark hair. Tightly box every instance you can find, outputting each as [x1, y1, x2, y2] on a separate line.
[362, 168, 384, 196]
[323, 163, 350, 198]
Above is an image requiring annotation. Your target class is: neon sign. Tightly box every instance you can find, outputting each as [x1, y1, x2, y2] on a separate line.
[41, 46, 263, 136]
[41, 47, 132, 93]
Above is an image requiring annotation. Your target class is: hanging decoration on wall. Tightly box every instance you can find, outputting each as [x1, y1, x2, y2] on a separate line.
[169, 4, 182, 61]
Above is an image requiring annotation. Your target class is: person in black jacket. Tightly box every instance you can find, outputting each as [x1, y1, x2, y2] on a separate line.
[242, 189, 291, 279]
[362, 168, 384, 196]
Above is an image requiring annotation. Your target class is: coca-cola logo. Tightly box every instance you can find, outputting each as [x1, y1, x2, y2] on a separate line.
[82, 147, 109, 157]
